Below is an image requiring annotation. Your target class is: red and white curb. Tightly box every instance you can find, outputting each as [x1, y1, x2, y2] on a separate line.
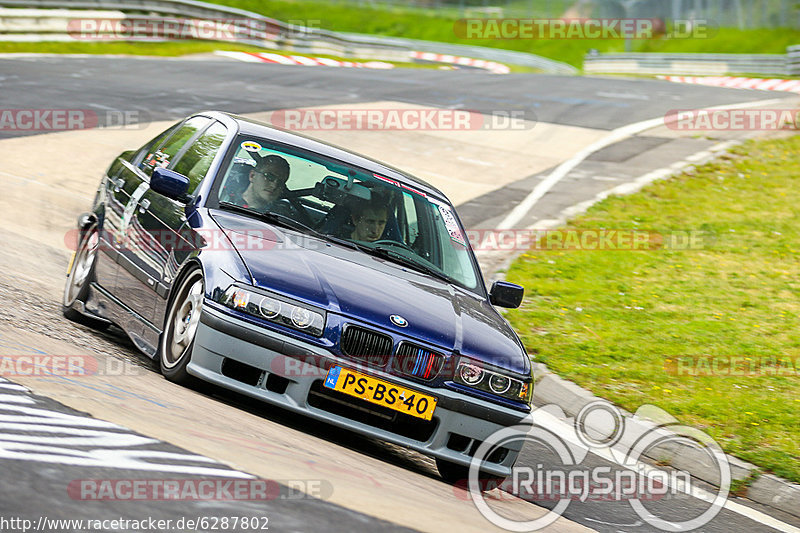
[409, 51, 510, 74]
[659, 75, 800, 94]
[214, 51, 394, 69]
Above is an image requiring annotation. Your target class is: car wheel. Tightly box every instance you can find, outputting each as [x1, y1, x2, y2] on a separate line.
[62, 225, 109, 330]
[159, 268, 204, 384]
[435, 457, 506, 490]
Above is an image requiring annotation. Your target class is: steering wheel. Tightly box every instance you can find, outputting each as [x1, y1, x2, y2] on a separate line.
[287, 197, 315, 228]
[371, 239, 415, 253]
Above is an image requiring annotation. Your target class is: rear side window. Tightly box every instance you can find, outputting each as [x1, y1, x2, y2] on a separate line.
[140, 116, 210, 177]
[172, 121, 228, 193]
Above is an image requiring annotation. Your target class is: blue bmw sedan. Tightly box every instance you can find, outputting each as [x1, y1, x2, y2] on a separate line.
[63, 111, 533, 482]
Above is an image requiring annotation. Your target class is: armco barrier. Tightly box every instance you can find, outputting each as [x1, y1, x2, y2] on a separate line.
[788, 45, 800, 76]
[584, 50, 795, 76]
[0, 0, 577, 73]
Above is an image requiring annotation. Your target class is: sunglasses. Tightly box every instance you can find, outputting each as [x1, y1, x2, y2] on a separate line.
[254, 170, 283, 183]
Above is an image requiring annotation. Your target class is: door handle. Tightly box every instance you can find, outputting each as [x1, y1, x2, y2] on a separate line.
[138, 199, 151, 213]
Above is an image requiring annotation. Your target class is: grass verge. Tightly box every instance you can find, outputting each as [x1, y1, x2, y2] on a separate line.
[504, 134, 800, 483]
[3, 2, 798, 68]
[204, 0, 800, 67]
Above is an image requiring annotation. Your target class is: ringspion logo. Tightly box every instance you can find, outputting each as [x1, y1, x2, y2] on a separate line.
[467, 402, 730, 531]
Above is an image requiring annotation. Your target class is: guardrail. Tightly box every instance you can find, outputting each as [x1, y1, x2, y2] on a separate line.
[584, 50, 796, 76]
[788, 45, 800, 76]
[0, 0, 578, 74]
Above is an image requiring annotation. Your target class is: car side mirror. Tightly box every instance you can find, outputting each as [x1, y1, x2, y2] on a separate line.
[151, 167, 190, 202]
[489, 281, 524, 308]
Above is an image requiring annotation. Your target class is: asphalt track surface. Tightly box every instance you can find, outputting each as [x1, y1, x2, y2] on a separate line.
[0, 54, 780, 136]
[1, 55, 799, 533]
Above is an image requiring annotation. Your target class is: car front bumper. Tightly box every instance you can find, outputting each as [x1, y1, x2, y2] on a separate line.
[189, 305, 533, 477]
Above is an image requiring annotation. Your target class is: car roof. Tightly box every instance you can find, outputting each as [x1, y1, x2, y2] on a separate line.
[203, 111, 450, 202]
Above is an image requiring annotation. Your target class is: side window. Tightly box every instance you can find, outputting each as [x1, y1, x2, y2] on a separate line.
[172, 121, 228, 193]
[140, 116, 210, 177]
[133, 123, 178, 168]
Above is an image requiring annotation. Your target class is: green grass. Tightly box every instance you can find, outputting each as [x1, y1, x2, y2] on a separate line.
[3, 1, 798, 68]
[201, 0, 800, 67]
[503, 135, 800, 483]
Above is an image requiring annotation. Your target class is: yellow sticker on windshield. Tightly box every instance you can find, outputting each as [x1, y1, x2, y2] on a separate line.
[241, 141, 262, 152]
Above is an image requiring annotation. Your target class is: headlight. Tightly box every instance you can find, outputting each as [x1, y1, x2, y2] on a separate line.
[454, 357, 532, 404]
[218, 285, 325, 337]
[459, 363, 484, 385]
[489, 374, 511, 394]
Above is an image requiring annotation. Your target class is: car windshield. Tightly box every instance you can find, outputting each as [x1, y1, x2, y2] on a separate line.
[214, 136, 482, 292]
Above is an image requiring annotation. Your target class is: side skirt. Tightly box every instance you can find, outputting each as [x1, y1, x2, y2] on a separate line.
[87, 282, 160, 359]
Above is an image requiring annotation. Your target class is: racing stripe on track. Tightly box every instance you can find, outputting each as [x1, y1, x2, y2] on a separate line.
[409, 51, 510, 74]
[0, 376, 252, 477]
[213, 51, 394, 69]
[659, 75, 800, 93]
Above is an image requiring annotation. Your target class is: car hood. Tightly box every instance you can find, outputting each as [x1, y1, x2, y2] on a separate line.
[211, 210, 529, 375]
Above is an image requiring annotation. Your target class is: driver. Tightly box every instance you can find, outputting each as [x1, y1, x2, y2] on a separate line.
[228, 153, 290, 211]
[350, 200, 388, 242]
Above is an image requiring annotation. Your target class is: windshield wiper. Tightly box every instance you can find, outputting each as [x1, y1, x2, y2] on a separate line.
[219, 202, 361, 250]
[219, 201, 319, 234]
[368, 245, 452, 283]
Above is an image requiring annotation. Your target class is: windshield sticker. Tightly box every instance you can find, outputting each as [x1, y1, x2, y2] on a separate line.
[373, 173, 427, 197]
[401, 183, 427, 198]
[241, 141, 262, 152]
[145, 150, 170, 168]
[437, 204, 466, 246]
[373, 173, 400, 188]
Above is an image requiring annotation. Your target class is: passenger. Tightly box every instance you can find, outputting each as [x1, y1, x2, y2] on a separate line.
[349, 199, 389, 242]
[227, 153, 290, 211]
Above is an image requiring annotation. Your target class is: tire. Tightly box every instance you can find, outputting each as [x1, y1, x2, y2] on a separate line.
[435, 457, 506, 490]
[62, 225, 109, 330]
[159, 267, 204, 385]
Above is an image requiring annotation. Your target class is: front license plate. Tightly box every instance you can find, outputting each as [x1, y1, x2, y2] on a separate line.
[323, 366, 437, 421]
